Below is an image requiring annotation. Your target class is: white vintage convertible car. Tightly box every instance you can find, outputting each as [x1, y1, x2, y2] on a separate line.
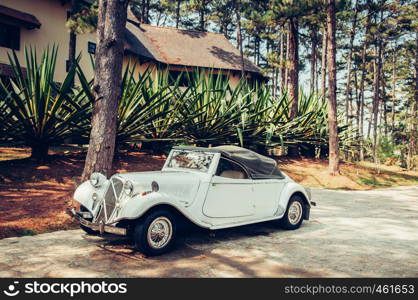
[70, 145, 314, 255]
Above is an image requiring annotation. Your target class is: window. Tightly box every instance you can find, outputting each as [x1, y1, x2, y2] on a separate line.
[88, 41, 96, 54]
[0, 23, 20, 50]
[246, 77, 258, 90]
[167, 150, 214, 173]
[216, 158, 248, 179]
[213, 73, 229, 83]
[168, 70, 194, 87]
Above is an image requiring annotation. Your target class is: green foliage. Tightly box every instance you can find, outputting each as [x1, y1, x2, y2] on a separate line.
[0, 48, 351, 157]
[361, 135, 413, 168]
[77, 63, 181, 147]
[66, 1, 98, 34]
[358, 176, 385, 187]
[378, 136, 397, 161]
[0, 46, 90, 158]
[174, 69, 245, 145]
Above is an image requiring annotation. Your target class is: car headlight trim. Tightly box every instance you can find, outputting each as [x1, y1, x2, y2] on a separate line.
[90, 172, 105, 187]
[123, 180, 134, 196]
[91, 192, 99, 209]
[92, 193, 98, 201]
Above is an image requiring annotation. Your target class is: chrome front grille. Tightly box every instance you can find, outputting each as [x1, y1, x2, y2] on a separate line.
[112, 177, 123, 198]
[94, 177, 123, 223]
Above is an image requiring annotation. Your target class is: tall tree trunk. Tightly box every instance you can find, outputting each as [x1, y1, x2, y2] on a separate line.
[408, 35, 418, 169]
[175, 0, 181, 28]
[327, 0, 339, 175]
[272, 67, 276, 98]
[345, 0, 359, 125]
[145, 0, 150, 24]
[391, 48, 396, 133]
[320, 26, 328, 98]
[235, 0, 245, 78]
[221, 22, 228, 38]
[156, 11, 163, 26]
[355, 68, 361, 143]
[30, 141, 49, 159]
[287, 17, 299, 157]
[199, 11, 204, 31]
[342, 2, 358, 161]
[359, 11, 371, 161]
[140, 0, 145, 23]
[82, 0, 129, 180]
[256, 37, 260, 65]
[310, 27, 317, 93]
[359, 43, 366, 161]
[372, 42, 382, 163]
[199, 0, 206, 31]
[68, 0, 78, 87]
[414, 35, 418, 152]
[280, 28, 285, 91]
[285, 29, 290, 91]
[382, 68, 388, 136]
[288, 17, 299, 119]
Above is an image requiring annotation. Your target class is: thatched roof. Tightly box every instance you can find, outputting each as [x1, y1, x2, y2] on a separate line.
[124, 15, 261, 74]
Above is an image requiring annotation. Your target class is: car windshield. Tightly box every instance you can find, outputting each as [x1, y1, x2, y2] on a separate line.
[167, 150, 214, 172]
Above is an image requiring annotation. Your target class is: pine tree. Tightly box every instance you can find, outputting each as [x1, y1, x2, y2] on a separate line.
[327, 0, 340, 175]
[82, 0, 129, 180]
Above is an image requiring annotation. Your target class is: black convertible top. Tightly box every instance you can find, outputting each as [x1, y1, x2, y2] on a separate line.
[172, 145, 284, 179]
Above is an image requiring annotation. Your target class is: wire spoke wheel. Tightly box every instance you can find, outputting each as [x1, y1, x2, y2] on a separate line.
[147, 217, 173, 249]
[287, 201, 303, 225]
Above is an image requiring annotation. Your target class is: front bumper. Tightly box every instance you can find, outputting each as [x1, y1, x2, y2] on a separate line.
[67, 208, 127, 236]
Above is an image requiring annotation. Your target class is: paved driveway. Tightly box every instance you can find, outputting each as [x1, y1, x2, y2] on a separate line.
[0, 186, 417, 277]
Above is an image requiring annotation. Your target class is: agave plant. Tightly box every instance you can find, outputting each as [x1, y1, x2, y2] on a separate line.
[234, 81, 288, 150]
[77, 63, 185, 152]
[174, 69, 250, 146]
[0, 46, 90, 158]
[138, 68, 186, 150]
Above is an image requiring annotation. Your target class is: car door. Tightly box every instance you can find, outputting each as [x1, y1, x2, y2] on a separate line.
[252, 178, 286, 218]
[203, 158, 255, 218]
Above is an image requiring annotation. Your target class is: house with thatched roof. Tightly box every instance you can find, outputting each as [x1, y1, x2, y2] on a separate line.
[0, 0, 263, 86]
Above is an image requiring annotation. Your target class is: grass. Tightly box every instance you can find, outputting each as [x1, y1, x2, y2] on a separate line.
[0, 146, 417, 239]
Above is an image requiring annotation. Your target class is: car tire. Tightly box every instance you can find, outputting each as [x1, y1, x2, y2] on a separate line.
[133, 210, 177, 256]
[280, 195, 305, 230]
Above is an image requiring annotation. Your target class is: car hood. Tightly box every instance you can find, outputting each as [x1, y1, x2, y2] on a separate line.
[114, 170, 202, 203]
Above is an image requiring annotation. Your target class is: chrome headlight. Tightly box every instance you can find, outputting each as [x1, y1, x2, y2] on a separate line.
[90, 172, 106, 188]
[123, 180, 134, 196]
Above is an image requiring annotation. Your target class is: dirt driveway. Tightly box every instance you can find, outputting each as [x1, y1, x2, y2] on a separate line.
[0, 186, 417, 278]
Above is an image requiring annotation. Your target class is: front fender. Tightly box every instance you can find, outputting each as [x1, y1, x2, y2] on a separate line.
[73, 180, 109, 213]
[276, 182, 311, 218]
[115, 192, 208, 228]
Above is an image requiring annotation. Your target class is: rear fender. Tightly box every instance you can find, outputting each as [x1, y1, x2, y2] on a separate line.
[275, 182, 311, 218]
